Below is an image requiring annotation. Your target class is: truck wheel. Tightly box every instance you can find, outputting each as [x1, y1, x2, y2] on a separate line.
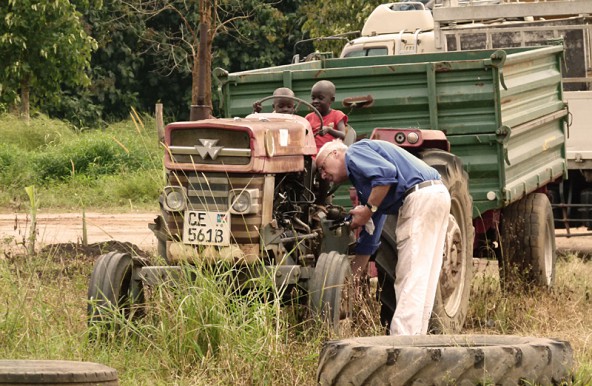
[0, 360, 119, 385]
[317, 335, 574, 385]
[500, 192, 556, 290]
[87, 251, 145, 325]
[375, 149, 474, 333]
[309, 251, 353, 328]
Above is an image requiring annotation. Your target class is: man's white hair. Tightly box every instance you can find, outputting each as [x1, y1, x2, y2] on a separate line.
[317, 139, 347, 166]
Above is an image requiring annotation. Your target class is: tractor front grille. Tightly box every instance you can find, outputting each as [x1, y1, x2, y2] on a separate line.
[168, 128, 251, 165]
[164, 171, 265, 244]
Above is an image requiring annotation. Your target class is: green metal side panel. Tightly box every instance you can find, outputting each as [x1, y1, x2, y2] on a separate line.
[217, 45, 567, 217]
[449, 109, 566, 218]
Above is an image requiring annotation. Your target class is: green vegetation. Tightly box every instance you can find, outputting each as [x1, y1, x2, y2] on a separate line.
[1, 239, 591, 384]
[0, 1, 379, 127]
[0, 113, 162, 211]
[0, 245, 380, 385]
[0, 0, 96, 118]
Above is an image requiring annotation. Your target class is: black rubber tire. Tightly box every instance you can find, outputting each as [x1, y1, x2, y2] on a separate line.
[375, 149, 474, 333]
[0, 360, 119, 384]
[317, 335, 574, 385]
[87, 251, 145, 324]
[374, 215, 398, 329]
[308, 251, 353, 328]
[499, 192, 556, 290]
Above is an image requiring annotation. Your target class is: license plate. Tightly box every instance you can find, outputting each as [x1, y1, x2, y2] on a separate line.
[183, 211, 230, 246]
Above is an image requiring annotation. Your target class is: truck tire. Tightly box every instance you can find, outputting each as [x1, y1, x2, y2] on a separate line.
[500, 192, 556, 290]
[0, 360, 119, 385]
[375, 149, 474, 333]
[309, 251, 353, 328]
[87, 251, 145, 325]
[317, 335, 574, 385]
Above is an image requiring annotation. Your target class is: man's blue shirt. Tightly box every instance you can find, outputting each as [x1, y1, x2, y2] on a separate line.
[345, 139, 441, 255]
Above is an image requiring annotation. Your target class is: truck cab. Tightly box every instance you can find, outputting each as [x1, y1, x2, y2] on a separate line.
[340, 2, 443, 58]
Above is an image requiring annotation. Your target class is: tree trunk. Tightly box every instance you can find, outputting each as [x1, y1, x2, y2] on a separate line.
[20, 76, 30, 122]
[194, 0, 213, 109]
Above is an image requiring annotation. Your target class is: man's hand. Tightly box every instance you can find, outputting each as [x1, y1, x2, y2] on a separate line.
[349, 205, 372, 229]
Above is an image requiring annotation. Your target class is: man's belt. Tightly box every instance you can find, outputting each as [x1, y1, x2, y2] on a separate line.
[404, 180, 443, 199]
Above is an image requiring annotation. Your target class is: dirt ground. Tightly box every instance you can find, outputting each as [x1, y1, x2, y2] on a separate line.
[0, 211, 591, 259]
[0, 212, 158, 257]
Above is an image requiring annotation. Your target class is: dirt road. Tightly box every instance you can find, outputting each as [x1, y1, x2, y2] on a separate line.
[0, 211, 590, 257]
[0, 212, 158, 256]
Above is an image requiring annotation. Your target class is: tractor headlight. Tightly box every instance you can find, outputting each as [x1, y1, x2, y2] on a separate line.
[229, 189, 260, 214]
[163, 186, 187, 212]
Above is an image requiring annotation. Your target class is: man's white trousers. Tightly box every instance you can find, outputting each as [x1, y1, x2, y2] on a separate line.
[390, 183, 451, 335]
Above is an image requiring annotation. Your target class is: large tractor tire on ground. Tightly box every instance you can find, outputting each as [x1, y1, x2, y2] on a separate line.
[0, 360, 119, 385]
[375, 149, 474, 333]
[317, 335, 574, 385]
[309, 251, 353, 328]
[499, 192, 556, 290]
[87, 251, 146, 325]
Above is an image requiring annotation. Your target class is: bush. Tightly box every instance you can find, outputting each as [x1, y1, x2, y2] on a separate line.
[0, 113, 75, 151]
[0, 144, 34, 190]
[0, 113, 162, 209]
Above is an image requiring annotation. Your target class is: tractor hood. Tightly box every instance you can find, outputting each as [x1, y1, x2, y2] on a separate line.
[164, 113, 317, 173]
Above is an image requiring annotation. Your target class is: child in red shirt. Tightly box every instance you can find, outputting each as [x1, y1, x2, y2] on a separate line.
[305, 80, 347, 152]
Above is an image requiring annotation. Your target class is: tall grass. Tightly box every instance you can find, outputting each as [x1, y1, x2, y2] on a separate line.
[0, 113, 162, 211]
[1, 246, 591, 384]
[0, 247, 365, 384]
[465, 255, 592, 384]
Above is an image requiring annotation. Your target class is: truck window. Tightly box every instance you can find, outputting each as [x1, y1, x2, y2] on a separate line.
[343, 47, 388, 58]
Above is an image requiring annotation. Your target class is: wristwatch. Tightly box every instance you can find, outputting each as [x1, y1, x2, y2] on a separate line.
[365, 202, 378, 213]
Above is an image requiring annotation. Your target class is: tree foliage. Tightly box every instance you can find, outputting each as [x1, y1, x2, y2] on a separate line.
[0, 0, 389, 126]
[300, 0, 385, 56]
[123, 0, 304, 117]
[0, 0, 97, 119]
[44, 1, 146, 128]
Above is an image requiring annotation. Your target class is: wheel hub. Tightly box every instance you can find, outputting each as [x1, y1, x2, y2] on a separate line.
[439, 214, 464, 315]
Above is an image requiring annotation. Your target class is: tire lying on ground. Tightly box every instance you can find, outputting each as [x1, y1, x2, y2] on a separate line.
[317, 335, 573, 385]
[0, 360, 118, 385]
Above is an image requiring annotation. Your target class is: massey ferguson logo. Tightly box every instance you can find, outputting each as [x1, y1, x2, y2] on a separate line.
[195, 139, 223, 160]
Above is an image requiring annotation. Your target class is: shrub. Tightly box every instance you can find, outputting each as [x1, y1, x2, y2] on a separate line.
[0, 144, 33, 189]
[0, 113, 75, 151]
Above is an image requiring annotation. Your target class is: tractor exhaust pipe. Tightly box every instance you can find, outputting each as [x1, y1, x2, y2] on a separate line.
[190, 22, 211, 121]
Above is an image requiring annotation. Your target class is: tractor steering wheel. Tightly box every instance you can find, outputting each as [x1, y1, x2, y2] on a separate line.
[253, 95, 325, 136]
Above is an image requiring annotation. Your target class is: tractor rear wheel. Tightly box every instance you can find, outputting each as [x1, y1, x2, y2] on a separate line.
[375, 149, 474, 333]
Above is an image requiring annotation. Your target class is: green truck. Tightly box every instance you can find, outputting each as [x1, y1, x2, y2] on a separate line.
[88, 44, 566, 333]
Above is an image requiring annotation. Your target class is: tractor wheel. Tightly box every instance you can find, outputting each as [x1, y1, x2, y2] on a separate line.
[499, 192, 556, 290]
[157, 238, 168, 262]
[87, 251, 145, 325]
[375, 149, 474, 333]
[0, 360, 119, 385]
[317, 335, 574, 385]
[309, 251, 353, 328]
